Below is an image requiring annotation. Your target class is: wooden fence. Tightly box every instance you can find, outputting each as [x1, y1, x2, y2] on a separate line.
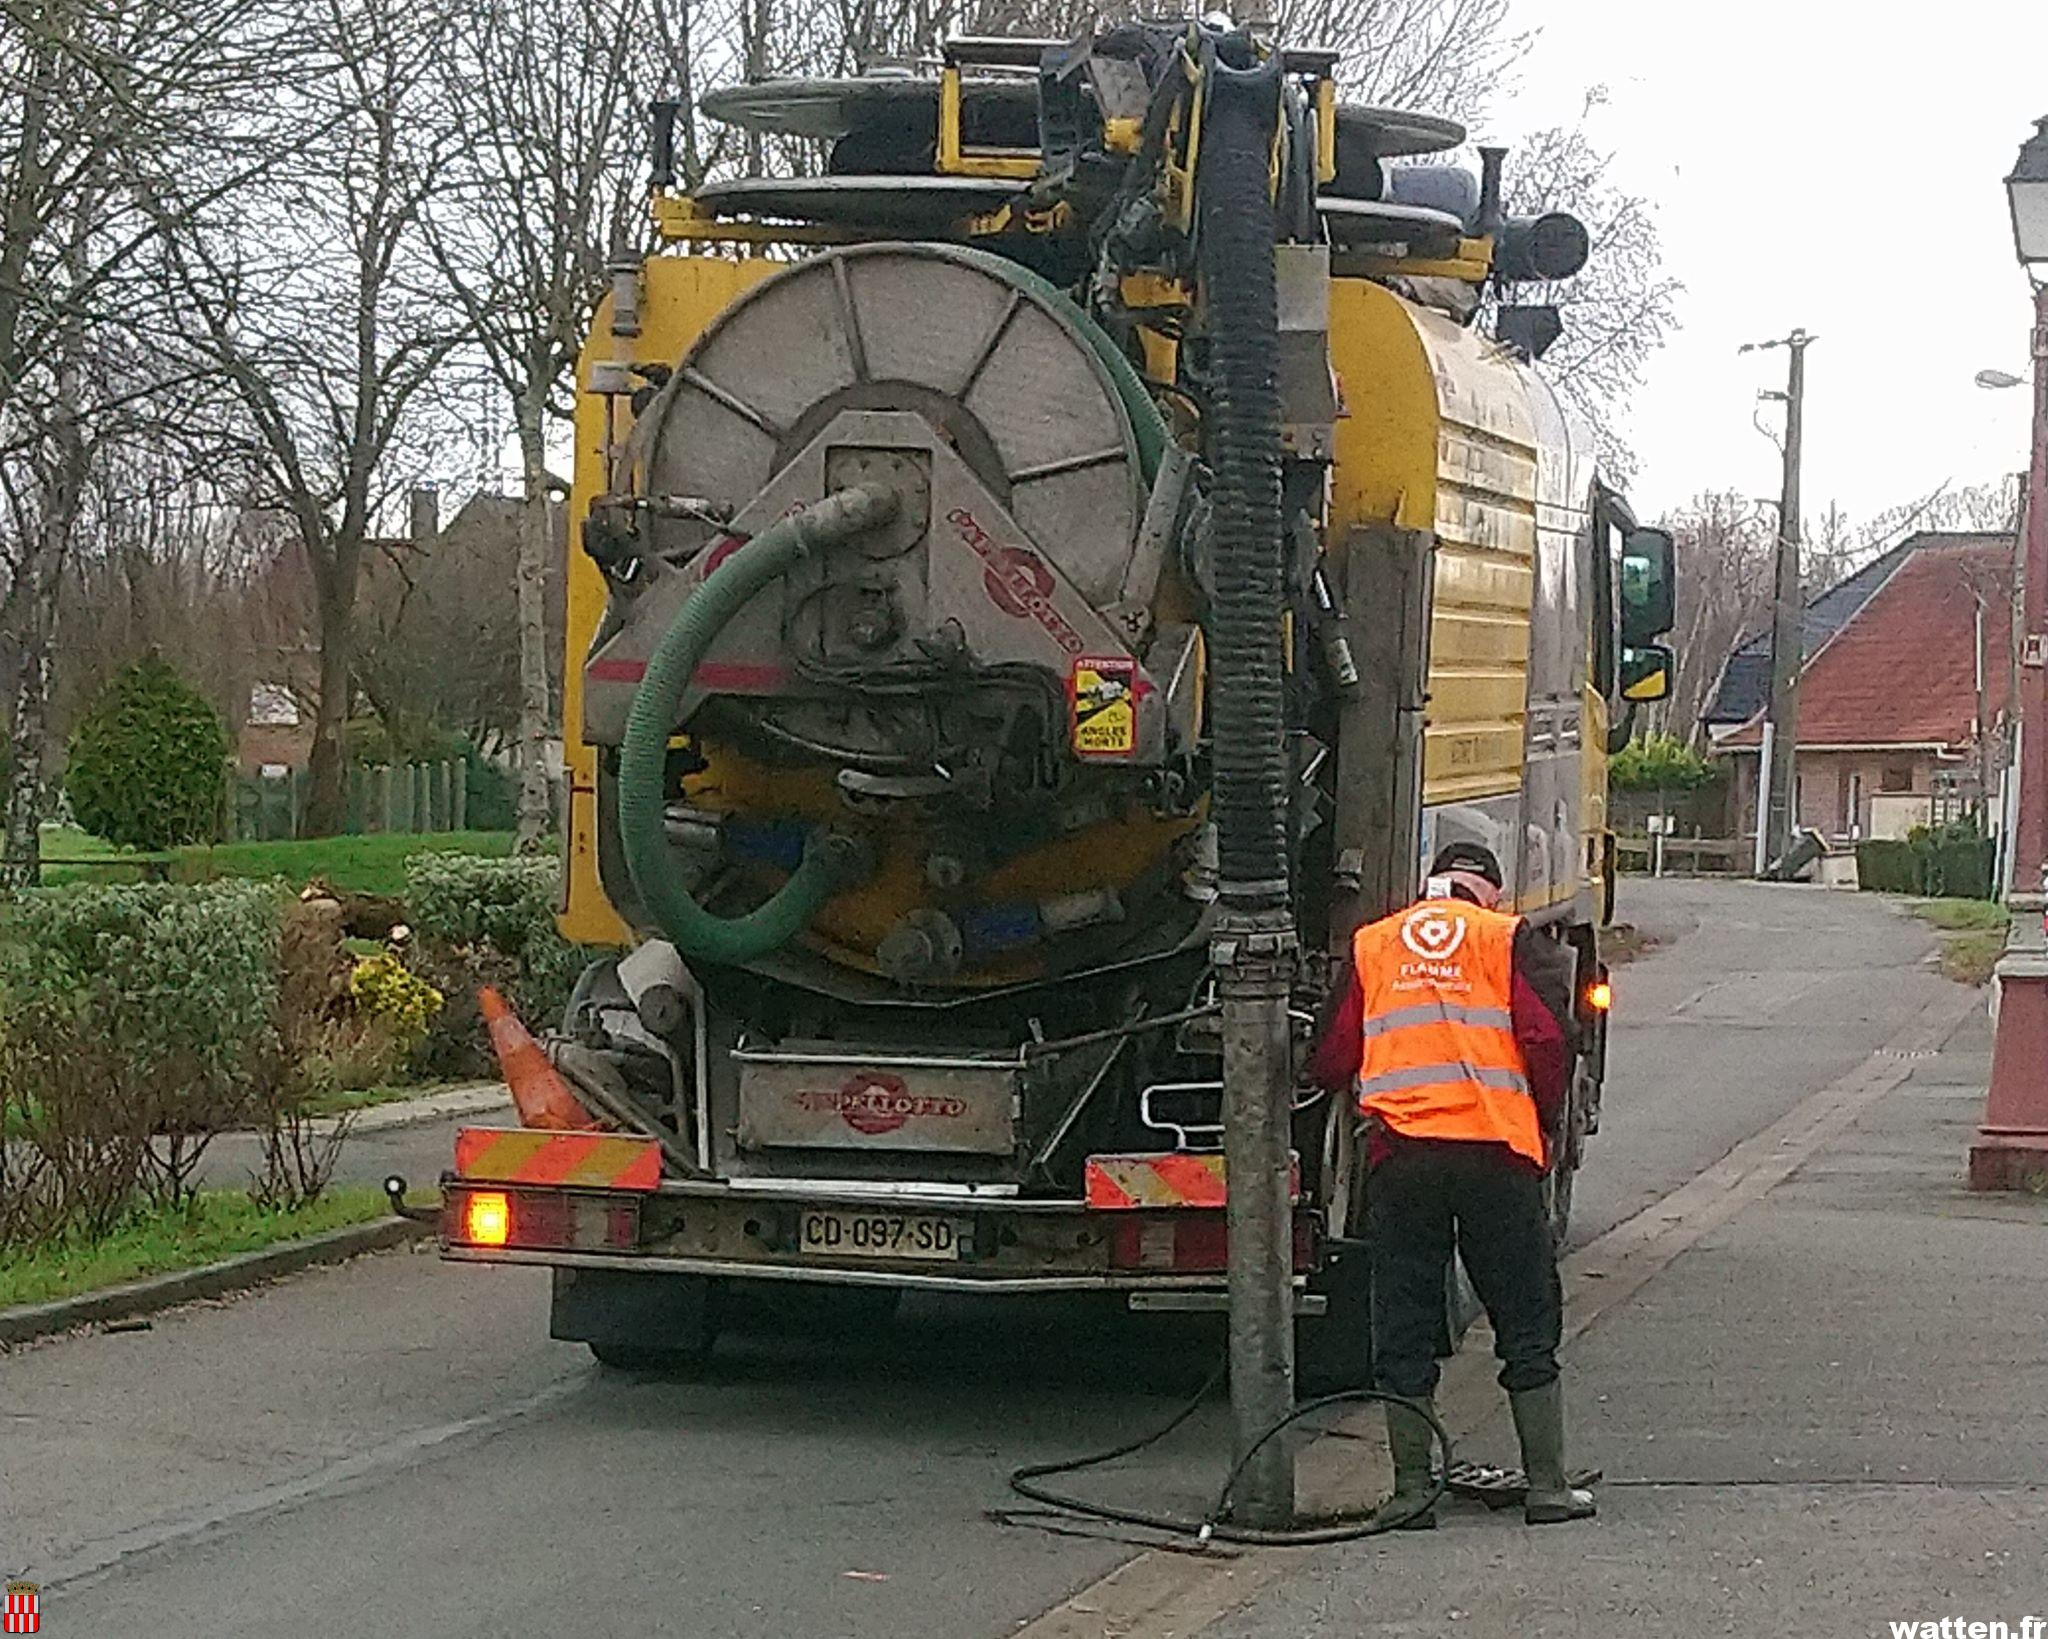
[1613, 833, 1748, 877]
[230, 760, 469, 841]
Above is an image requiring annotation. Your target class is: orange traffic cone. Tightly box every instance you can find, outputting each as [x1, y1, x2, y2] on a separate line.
[478, 986, 598, 1131]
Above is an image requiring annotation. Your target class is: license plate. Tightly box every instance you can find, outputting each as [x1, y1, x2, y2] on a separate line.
[799, 1209, 963, 1261]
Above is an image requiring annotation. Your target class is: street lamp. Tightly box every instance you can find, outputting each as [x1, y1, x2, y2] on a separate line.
[1969, 115, 2048, 1191]
[2004, 117, 2048, 268]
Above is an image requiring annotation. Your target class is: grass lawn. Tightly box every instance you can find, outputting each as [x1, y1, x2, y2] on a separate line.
[1910, 898, 2010, 986]
[39, 827, 514, 897]
[0, 1186, 395, 1310]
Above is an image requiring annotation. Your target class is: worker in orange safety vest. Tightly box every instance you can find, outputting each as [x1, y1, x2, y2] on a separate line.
[1311, 840, 1596, 1527]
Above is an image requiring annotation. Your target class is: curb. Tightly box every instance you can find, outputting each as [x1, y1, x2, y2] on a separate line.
[340, 1083, 510, 1135]
[0, 1214, 435, 1349]
[209, 1083, 511, 1142]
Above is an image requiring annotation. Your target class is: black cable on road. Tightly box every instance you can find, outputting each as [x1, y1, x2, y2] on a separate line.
[1006, 1363, 1455, 1548]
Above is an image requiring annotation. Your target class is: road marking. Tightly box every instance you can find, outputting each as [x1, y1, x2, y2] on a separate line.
[1013, 983, 1979, 1639]
[31, 1373, 588, 1599]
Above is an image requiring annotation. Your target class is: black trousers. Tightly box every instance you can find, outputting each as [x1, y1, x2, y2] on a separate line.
[1367, 1136, 1562, 1398]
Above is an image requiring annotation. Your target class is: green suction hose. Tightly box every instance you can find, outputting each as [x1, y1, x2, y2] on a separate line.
[619, 484, 898, 965]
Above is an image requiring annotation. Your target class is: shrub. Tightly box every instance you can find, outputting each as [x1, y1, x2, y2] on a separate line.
[66, 655, 229, 851]
[404, 852, 580, 1076]
[1, 880, 282, 1102]
[0, 880, 283, 1240]
[1610, 733, 1718, 794]
[347, 951, 443, 1054]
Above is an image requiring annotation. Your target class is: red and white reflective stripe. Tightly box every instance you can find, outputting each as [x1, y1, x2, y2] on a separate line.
[1084, 1152, 1301, 1211]
[453, 1128, 661, 1192]
[1085, 1152, 1228, 1210]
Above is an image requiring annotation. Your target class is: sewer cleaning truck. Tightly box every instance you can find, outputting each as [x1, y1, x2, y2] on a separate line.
[436, 22, 1679, 1388]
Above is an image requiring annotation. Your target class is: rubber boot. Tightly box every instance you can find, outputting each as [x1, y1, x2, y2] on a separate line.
[1370, 1398, 1439, 1530]
[1510, 1381, 1596, 1524]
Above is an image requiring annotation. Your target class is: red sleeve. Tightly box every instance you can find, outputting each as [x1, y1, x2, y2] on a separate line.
[1512, 966, 1568, 1136]
[1310, 971, 1364, 1092]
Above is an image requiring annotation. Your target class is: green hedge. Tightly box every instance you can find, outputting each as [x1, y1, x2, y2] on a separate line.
[0, 880, 282, 1104]
[1856, 832, 1997, 900]
[0, 880, 287, 1242]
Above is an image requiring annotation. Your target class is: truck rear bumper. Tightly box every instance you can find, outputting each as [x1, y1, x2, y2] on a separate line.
[441, 1243, 1242, 1295]
[439, 1130, 1316, 1294]
[440, 1176, 1316, 1293]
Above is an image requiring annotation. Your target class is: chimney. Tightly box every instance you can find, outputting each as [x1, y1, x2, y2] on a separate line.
[409, 485, 440, 545]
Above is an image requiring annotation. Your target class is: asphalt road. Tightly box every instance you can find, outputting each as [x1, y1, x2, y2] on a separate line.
[3, 879, 1954, 1638]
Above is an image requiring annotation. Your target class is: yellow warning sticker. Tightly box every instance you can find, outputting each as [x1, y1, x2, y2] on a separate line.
[1071, 656, 1138, 757]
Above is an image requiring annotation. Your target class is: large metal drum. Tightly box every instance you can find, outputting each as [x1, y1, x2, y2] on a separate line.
[636, 243, 1150, 608]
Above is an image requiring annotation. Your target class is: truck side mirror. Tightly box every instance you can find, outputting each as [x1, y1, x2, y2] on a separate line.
[1620, 643, 1673, 703]
[1619, 527, 1675, 645]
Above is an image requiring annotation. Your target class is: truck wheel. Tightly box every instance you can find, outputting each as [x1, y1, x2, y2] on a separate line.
[739, 1282, 902, 1337]
[1298, 1103, 1373, 1398]
[552, 1268, 724, 1373]
[587, 1339, 716, 1375]
[1296, 1235, 1373, 1398]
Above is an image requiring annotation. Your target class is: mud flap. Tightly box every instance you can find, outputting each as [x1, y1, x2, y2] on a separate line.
[1296, 1234, 1374, 1398]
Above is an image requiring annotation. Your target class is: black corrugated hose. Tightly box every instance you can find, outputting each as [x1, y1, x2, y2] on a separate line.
[1004, 50, 1456, 1549]
[1199, 45, 1292, 910]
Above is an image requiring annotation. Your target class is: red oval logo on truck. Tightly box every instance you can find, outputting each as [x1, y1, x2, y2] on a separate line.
[840, 1072, 911, 1136]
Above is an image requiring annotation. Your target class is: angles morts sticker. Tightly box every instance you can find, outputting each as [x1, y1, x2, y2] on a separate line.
[1069, 655, 1138, 758]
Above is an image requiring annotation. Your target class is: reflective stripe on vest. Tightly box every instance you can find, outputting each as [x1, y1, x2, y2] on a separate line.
[1350, 896, 1545, 1166]
[1357, 1062, 1532, 1096]
[1358, 1002, 1516, 1038]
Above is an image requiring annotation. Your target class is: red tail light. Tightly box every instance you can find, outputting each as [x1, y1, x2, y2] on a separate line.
[444, 1187, 639, 1252]
[1108, 1213, 1314, 1272]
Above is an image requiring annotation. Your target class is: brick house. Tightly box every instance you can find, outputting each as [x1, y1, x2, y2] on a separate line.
[231, 492, 563, 776]
[1702, 531, 2017, 843]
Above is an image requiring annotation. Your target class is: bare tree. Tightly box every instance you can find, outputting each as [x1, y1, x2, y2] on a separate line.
[148, 0, 464, 836]
[354, 494, 566, 757]
[0, 0, 291, 882]
[950, 0, 1520, 119]
[1656, 490, 1775, 745]
[1859, 475, 2022, 544]
[1497, 94, 1682, 484]
[421, 0, 664, 850]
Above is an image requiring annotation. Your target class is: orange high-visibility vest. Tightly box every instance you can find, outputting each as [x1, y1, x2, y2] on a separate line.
[1351, 896, 1544, 1166]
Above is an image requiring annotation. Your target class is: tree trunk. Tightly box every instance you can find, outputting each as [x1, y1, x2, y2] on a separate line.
[3, 560, 63, 891]
[2, 287, 87, 891]
[514, 405, 554, 852]
[302, 547, 356, 837]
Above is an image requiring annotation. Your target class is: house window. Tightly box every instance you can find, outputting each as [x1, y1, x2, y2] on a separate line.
[1880, 765, 1913, 794]
[249, 683, 300, 728]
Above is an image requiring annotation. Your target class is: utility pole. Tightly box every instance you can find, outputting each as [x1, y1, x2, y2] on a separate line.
[1744, 329, 1815, 869]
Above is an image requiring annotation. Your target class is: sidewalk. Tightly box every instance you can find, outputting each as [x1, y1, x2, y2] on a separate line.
[1208, 995, 2048, 1638]
[189, 1083, 510, 1198]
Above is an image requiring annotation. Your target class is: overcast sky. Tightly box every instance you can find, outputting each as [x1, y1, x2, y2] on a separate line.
[1486, 0, 2047, 530]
